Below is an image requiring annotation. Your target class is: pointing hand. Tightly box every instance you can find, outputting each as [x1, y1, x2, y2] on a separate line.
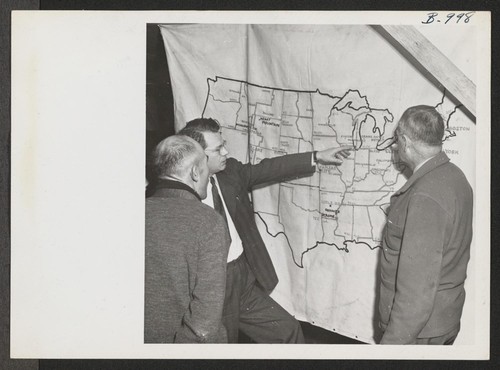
[316, 146, 353, 165]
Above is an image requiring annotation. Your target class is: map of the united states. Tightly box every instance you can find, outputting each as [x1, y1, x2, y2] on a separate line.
[202, 76, 460, 268]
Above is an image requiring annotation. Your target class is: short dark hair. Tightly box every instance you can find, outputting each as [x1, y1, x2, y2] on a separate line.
[178, 118, 221, 149]
[152, 135, 201, 178]
[398, 105, 444, 146]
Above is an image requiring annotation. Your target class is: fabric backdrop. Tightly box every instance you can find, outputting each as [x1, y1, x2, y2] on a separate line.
[159, 24, 476, 343]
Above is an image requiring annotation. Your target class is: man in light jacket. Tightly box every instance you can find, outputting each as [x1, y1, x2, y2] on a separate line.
[379, 105, 473, 345]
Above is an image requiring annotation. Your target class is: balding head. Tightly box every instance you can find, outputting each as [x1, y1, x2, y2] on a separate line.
[393, 105, 444, 171]
[153, 135, 210, 199]
[397, 105, 444, 147]
[153, 135, 202, 178]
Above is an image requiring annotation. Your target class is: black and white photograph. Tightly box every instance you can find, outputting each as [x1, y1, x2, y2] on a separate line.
[8, 10, 490, 360]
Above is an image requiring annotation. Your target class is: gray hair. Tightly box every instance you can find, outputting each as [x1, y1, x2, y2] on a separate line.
[153, 135, 202, 178]
[398, 105, 444, 146]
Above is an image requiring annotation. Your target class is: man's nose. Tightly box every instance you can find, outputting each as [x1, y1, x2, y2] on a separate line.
[221, 146, 229, 156]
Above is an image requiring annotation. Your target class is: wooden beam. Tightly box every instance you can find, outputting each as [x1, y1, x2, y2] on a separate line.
[377, 25, 476, 117]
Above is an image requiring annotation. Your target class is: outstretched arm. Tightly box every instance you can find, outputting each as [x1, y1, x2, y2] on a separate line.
[230, 146, 353, 190]
[315, 146, 352, 165]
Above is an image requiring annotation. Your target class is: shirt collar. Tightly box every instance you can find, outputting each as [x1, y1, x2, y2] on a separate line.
[394, 152, 449, 196]
[413, 153, 438, 173]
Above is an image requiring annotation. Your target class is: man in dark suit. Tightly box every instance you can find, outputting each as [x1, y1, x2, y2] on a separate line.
[179, 118, 351, 343]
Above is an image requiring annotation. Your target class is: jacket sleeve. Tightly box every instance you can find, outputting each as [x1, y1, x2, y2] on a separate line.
[232, 152, 315, 190]
[174, 215, 230, 343]
[381, 193, 448, 344]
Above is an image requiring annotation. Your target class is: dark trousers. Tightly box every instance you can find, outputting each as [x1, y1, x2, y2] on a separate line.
[222, 254, 305, 343]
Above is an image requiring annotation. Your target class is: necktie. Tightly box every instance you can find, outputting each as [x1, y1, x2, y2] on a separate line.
[210, 177, 231, 243]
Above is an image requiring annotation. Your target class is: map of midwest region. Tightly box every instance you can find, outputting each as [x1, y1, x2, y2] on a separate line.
[202, 76, 460, 268]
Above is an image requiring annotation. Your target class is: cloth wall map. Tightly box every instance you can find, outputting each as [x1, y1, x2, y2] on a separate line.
[159, 24, 475, 343]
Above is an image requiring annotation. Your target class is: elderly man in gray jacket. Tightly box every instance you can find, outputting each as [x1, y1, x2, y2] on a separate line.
[145, 135, 230, 343]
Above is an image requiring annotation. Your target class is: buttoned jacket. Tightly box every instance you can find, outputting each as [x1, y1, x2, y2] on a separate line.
[379, 152, 473, 343]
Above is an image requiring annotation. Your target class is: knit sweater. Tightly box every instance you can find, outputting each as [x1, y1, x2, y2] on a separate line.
[144, 181, 230, 343]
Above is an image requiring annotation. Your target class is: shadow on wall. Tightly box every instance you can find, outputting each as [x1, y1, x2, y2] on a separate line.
[146, 23, 176, 185]
[372, 248, 383, 344]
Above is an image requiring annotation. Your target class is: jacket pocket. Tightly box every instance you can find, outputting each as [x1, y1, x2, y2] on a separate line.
[384, 221, 404, 255]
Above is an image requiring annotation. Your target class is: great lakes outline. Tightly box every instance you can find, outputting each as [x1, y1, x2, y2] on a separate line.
[202, 76, 461, 268]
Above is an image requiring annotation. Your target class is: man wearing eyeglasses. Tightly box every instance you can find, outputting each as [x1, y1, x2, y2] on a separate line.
[378, 105, 473, 344]
[179, 118, 351, 343]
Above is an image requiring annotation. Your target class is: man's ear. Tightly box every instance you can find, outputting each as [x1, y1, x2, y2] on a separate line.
[400, 133, 408, 150]
[190, 164, 200, 183]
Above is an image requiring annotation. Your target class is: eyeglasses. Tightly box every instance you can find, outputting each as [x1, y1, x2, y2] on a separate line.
[391, 129, 403, 146]
[205, 140, 227, 155]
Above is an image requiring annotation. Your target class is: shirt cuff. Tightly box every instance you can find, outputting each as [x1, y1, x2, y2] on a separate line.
[311, 151, 318, 166]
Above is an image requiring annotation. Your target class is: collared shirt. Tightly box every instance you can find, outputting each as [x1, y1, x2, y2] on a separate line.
[203, 152, 315, 262]
[413, 153, 439, 174]
[203, 176, 244, 262]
